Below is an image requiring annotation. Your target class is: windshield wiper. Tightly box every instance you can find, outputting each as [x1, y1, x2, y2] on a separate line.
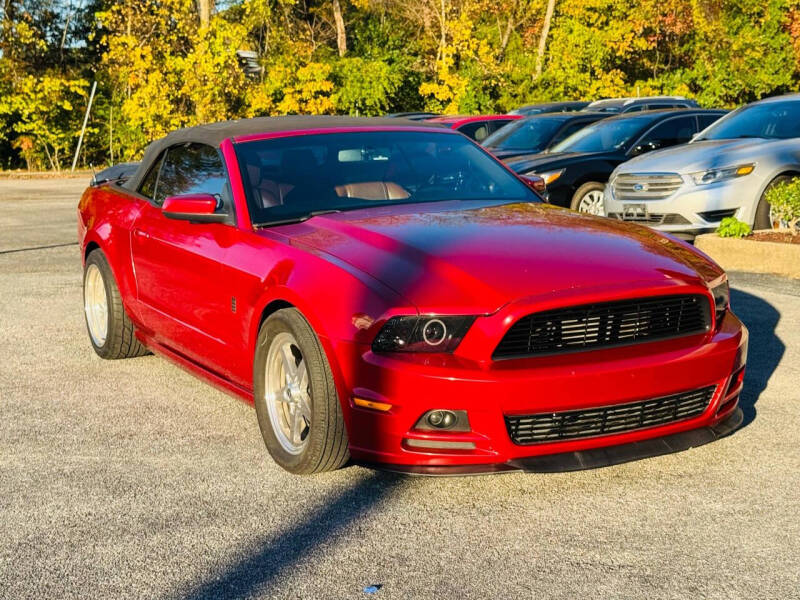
[254, 209, 341, 229]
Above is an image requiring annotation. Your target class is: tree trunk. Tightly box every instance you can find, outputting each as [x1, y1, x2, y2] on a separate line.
[535, 0, 556, 78]
[332, 0, 347, 57]
[196, 0, 213, 28]
[498, 17, 514, 61]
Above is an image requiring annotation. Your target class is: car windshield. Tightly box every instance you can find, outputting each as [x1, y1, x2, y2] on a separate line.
[510, 107, 543, 116]
[697, 100, 800, 141]
[481, 118, 564, 151]
[549, 116, 651, 153]
[236, 130, 538, 226]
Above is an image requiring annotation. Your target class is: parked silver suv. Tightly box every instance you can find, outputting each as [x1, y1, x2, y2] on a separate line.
[604, 94, 800, 238]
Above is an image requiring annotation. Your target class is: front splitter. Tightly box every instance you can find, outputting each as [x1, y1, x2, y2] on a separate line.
[359, 407, 743, 476]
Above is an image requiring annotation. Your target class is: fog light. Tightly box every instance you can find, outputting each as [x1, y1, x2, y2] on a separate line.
[414, 409, 470, 432]
[428, 410, 455, 428]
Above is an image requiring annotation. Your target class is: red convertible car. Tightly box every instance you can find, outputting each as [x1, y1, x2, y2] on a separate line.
[78, 116, 746, 475]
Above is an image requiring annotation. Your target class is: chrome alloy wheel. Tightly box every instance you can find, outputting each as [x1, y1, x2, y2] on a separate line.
[265, 332, 312, 455]
[577, 190, 605, 215]
[84, 263, 109, 347]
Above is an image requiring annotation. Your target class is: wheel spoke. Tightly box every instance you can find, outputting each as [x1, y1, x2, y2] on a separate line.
[280, 344, 297, 380]
[297, 391, 312, 421]
[290, 406, 304, 445]
[296, 360, 308, 389]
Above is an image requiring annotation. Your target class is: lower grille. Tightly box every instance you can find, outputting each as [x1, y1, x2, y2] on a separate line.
[505, 385, 716, 445]
[608, 212, 691, 225]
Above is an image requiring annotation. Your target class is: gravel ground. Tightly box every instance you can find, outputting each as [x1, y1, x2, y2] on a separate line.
[1, 179, 799, 600]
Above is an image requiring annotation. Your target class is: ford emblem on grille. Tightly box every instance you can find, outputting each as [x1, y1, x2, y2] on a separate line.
[633, 183, 648, 192]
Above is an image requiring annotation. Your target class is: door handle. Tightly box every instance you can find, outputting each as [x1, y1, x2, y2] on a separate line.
[133, 229, 150, 239]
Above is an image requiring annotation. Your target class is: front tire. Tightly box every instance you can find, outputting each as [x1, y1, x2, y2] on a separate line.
[571, 182, 606, 215]
[253, 308, 349, 474]
[83, 249, 149, 359]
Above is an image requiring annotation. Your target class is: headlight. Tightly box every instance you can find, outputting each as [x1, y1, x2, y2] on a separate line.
[372, 315, 476, 353]
[709, 275, 730, 323]
[691, 164, 754, 185]
[533, 169, 565, 186]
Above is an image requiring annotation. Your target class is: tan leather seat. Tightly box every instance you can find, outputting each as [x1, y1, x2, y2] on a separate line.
[334, 181, 410, 201]
[246, 164, 292, 208]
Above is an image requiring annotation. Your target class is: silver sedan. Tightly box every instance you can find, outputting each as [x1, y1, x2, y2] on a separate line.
[604, 94, 800, 239]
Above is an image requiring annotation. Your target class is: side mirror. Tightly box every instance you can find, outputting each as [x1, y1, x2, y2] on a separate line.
[162, 194, 228, 224]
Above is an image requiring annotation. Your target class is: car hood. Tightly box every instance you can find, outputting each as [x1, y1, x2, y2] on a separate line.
[277, 200, 720, 313]
[504, 151, 614, 173]
[619, 138, 790, 173]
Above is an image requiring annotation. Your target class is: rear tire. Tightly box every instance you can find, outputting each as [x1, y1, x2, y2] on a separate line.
[754, 175, 792, 230]
[83, 249, 149, 359]
[253, 308, 349, 474]
[571, 182, 606, 215]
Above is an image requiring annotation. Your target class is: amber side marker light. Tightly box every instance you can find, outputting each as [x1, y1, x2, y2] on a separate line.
[736, 165, 755, 176]
[354, 397, 392, 412]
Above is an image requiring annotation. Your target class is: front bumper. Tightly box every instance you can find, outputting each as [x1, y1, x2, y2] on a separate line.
[362, 407, 743, 475]
[335, 310, 747, 471]
[604, 176, 762, 236]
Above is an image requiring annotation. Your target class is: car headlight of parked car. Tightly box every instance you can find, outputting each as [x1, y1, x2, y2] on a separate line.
[690, 163, 754, 185]
[372, 315, 476, 353]
[533, 169, 565, 186]
[708, 275, 730, 323]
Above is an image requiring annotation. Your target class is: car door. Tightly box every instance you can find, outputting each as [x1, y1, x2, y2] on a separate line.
[130, 142, 238, 373]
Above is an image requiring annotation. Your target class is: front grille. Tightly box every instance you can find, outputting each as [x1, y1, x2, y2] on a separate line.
[493, 294, 711, 359]
[505, 385, 716, 445]
[613, 173, 684, 200]
[608, 212, 691, 225]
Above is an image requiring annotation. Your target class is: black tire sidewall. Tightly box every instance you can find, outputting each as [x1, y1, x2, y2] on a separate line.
[571, 182, 605, 212]
[253, 308, 346, 474]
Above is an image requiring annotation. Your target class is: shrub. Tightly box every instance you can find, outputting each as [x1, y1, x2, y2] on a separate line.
[764, 178, 800, 234]
[717, 217, 752, 238]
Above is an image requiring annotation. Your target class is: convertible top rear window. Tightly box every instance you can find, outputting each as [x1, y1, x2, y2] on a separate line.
[234, 130, 537, 226]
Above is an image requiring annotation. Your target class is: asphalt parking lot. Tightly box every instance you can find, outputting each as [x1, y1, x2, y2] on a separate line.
[1, 178, 799, 600]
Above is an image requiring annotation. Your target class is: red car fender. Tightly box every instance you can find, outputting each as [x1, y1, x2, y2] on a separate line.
[78, 185, 144, 322]
[246, 284, 359, 426]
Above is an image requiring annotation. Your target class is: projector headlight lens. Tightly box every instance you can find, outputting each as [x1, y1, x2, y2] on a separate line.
[372, 315, 476, 353]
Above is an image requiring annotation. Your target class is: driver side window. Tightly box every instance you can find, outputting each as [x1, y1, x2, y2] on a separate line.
[155, 143, 228, 205]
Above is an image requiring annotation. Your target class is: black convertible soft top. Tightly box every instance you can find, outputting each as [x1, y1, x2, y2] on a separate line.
[123, 115, 443, 191]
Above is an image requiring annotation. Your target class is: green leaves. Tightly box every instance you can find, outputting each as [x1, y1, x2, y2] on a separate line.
[717, 217, 753, 239]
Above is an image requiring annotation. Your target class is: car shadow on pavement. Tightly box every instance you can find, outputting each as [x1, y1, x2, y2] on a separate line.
[176, 470, 405, 600]
[731, 288, 784, 429]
